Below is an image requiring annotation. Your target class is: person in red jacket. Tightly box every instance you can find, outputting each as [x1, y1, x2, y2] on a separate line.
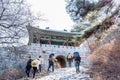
[72, 53, 81, 73]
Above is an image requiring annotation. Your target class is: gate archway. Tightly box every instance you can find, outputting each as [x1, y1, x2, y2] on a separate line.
[56, 55, 67, 68]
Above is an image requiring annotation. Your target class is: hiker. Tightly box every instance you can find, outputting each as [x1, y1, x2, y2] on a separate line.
[47, 53, 56, 72]
[31, 59, 39, 78]
[38, 55, 43, 73]
[25, 56, 33, 77]
[72, 52, 81, 73]
[67, 53, 72, 67]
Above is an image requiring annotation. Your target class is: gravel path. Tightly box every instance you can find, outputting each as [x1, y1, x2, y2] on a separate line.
[19, 66, 91, 80]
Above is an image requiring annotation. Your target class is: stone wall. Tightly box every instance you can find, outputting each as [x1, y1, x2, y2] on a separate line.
[27, 43, 91, 66]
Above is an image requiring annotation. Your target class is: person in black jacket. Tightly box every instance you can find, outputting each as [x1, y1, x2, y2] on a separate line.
[25, 56, 33, 77]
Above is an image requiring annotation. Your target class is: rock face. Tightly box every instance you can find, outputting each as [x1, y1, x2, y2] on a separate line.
[0, 46, 28, 80]
[0, 47, 27, 72]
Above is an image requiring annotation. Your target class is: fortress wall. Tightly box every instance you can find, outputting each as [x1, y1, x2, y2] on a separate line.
[27, 43, 91, 68]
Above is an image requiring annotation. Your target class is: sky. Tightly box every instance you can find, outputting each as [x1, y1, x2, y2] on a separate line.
[26, 0, 74, 31]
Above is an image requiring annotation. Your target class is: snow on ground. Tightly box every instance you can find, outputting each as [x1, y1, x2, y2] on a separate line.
[20, 66, 91, 80]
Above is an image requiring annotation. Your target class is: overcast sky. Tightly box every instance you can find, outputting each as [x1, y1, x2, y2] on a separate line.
[26, 0, 74, 31]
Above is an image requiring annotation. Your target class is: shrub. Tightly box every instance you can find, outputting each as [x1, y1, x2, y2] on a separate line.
[0, 68, 25, 80]
[89, 38, 120, 80]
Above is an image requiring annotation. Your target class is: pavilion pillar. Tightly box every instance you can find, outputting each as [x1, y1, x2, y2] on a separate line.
[75, 41, 79, 47]
[37, 38, 41, 44]
[66, 40, 69, 46]
[48, 39, 51, 44]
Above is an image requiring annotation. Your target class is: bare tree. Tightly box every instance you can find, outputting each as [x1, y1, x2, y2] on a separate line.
[0, 0, 43, 47]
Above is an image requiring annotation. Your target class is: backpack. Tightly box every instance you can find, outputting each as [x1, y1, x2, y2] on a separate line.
[67, 54, 72, 59]
[31, 60, 36, 67]
[74, 52, 81, 61]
